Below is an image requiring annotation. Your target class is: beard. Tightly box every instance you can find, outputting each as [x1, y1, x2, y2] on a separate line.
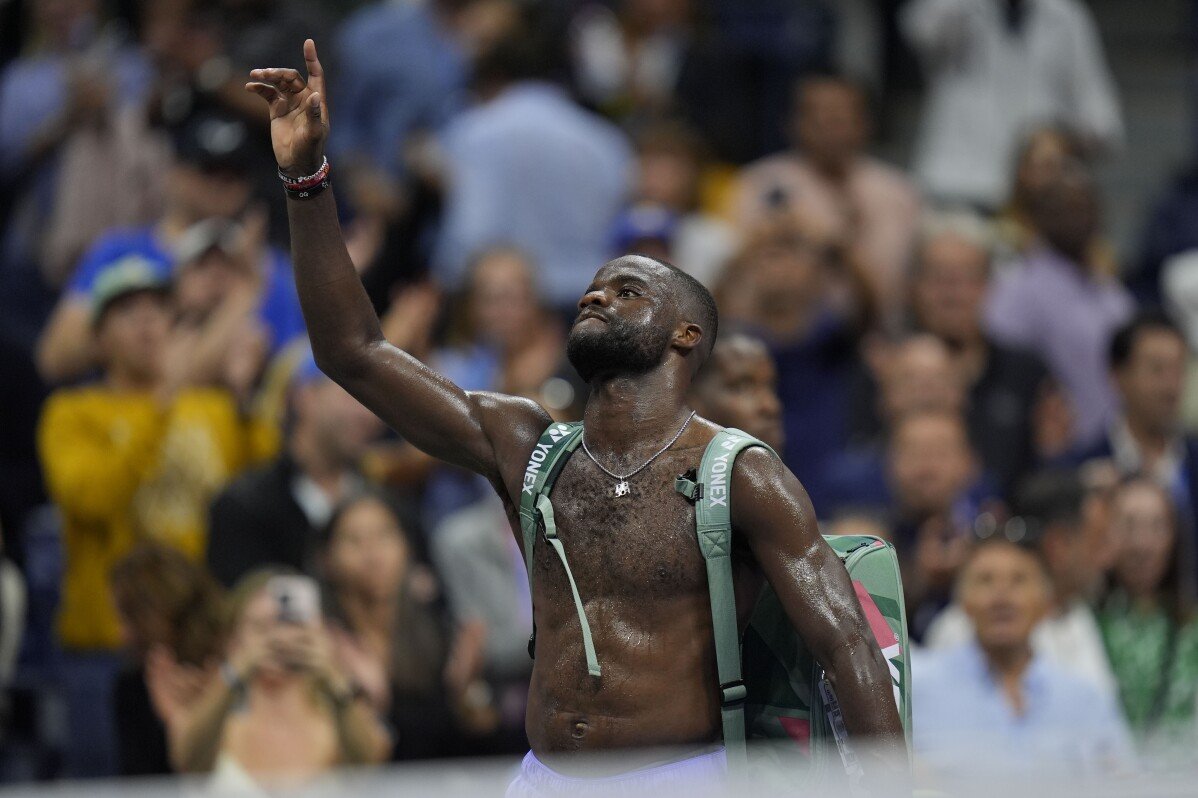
[566, 315, 672, 383]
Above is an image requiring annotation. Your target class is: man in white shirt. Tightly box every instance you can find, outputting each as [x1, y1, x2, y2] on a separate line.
[902, 0, 1123, 208]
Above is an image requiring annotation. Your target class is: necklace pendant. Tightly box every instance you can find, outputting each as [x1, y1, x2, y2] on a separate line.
[614, 480, 631, 497]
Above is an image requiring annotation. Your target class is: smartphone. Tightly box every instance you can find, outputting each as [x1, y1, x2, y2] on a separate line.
[266, 575, 320, 625]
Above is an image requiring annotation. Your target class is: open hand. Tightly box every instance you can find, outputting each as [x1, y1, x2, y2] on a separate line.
[246, 39, 329, 177]
[145, 646, 213, 729]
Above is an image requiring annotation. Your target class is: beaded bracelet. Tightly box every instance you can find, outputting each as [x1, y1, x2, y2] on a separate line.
[280, 157, 331, 199]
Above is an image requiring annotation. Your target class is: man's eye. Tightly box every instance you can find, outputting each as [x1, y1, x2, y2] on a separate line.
[618, 288, 639, 298]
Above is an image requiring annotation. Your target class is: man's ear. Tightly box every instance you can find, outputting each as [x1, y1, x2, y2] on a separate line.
[673, 322, 703, 354]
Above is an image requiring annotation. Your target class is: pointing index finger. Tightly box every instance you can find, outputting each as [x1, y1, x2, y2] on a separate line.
[303, 39, 325, 95]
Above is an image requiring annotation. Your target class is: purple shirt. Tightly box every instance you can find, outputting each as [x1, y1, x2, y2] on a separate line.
[984, 248, 1133, 447]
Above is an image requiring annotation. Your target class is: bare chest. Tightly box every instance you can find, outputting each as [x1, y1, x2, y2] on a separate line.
[529, 448, 709, 603]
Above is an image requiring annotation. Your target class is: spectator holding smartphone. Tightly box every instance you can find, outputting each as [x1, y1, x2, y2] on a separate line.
[171, 569, 390, 787]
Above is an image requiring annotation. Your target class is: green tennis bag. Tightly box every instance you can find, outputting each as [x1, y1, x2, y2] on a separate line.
[518, 423, 911, 786]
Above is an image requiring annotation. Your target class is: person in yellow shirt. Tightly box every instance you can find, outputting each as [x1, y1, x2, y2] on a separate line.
[37, 257, 274, 777]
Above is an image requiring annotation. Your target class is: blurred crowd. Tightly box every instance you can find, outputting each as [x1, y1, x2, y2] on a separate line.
[3, 0, 1198, 790]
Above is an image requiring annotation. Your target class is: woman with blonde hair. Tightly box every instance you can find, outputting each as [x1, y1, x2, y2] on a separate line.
[171, 568, 391, 789]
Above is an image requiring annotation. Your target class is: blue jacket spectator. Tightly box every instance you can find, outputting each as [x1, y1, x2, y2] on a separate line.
[432, 33, 632, 311]
[329, 0, 468, 179]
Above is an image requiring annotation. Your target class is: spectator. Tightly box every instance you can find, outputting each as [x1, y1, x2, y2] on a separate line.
[329, 0, 520, 292]
[321, 490, 465, 760]
[914, 535, 1134, 781]
[671, 0, 835, 163]
[715, 229, 864, 509]
[733, 74, 921, 327]
[842, 333, 968, 463]
[35, 111, 306, 385]
[569, 0, 695, 123]
[879, 410, 990, 639]
[431, 493, 533, 756]
[902, 0, 1123, 209]
[169, 214, 275, 413]
[910, 211, 1058, 494]
[431, 27, 633, 312]
[0, 0, 156, 288]
[1133, 163, 1198, 306]
[985, 164, 1134, 448]
[688, 333, 785, 450]
[171, 569, 390, 784]
[1099, 477, 1198, 755]
[207, 352, 384, 587]
[834, 351, 996, 638]
[417, 247, 575, 524]
[109, 543, 226, 776]
[36, 260, 273, 777]
[619, 121, 737, 287]
[924, 470, 1119, 699]
[331, 0, 515, 181]
[994, 127, 1085, 261]
[435, 248, 570, 409]
[0, 0, 159, 550]
[1069, 312, 1198, 574]
[219, 0, 331, 80]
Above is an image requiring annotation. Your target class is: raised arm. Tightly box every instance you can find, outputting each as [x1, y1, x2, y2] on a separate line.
[731, 448, 908, 787]
[245, 41, 549, 486]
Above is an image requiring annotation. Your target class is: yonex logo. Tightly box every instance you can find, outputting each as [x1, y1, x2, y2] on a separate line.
[547, 424, 571, 443]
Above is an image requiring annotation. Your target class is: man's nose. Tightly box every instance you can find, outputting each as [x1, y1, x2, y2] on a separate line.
[578, 288, 610, 311]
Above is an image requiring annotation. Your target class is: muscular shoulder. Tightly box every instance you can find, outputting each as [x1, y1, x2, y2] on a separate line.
[469, 391, 552, 436]
[729, 446, 819, 544]
[729, 445, 788, 497]
[468, 390, 554, 482]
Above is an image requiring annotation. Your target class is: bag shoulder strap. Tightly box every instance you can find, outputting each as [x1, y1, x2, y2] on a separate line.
[687, 427, 775, 770]
[517, 422, 604, 677]
[517, 421, 584, 584]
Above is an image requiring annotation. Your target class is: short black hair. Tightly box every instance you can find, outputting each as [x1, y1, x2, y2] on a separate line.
[793, 70, 875, 122]
[627, 253, 719, 363]
[960, 533, 1052, 583]
[1013, 469, 1087, 532]
[1108, 309, 1185, 370]
[471, 20, 561, 89]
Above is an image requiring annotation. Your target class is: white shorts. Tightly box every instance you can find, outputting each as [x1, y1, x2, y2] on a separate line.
[505, 747, 727, 797]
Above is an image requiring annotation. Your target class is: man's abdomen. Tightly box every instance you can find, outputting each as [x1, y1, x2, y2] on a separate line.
[524, 594, 721, 770]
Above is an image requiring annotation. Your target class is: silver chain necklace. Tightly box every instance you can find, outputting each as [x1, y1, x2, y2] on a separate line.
[581, 411, 696, 497]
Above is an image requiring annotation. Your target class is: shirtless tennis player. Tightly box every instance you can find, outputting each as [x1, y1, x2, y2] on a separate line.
[247, 40, 905, 794]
